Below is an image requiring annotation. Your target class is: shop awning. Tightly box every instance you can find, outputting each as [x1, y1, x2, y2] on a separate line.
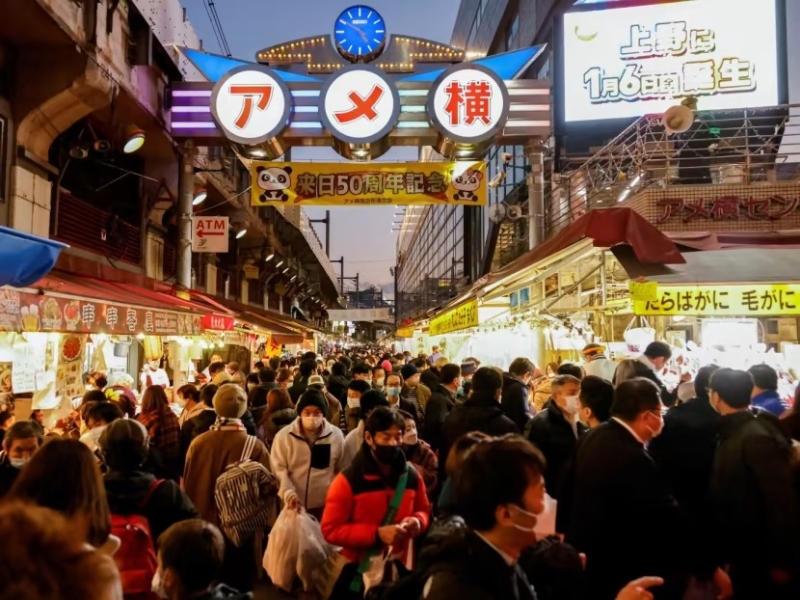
[205, 295, 320, 336]
[0, 226, 67, 287]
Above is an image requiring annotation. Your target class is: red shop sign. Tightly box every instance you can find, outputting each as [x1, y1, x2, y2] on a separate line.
[201, 313, 235, 331]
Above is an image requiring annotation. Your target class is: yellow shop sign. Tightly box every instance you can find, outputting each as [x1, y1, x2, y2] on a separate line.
[429, 299, 479, 336]
[633, 284, 800, 317]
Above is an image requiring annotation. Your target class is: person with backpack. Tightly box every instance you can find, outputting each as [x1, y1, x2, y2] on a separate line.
[99, 419, 197, 599]
[183, 384, 273, 592]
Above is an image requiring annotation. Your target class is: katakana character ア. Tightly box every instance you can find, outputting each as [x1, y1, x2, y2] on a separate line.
[743, 196, 771, 220]
[656, 198, 686, 223]
[653, 21, 688, 55]
[229, 85, 273, 130]
[296, 173, 317, 197]
[682, 60, 716, 93]
[385, 173, 405, 194]
[317, 174, 335, 196]
[620, 24, 653, 58]
[464, 80, 492, 125]
[718, 58, 755, 92]
[426, 172, 448, 195]
[741, 290, 759, 312]
[688, 28, 716, 54]
[683, 199, 712, 222]
[364, 173, 384, 194]
[711, 196, 740, 220]
[769, 195, 799, 219]
[444, 81, 464, 126]
[405, 173, 425, 194]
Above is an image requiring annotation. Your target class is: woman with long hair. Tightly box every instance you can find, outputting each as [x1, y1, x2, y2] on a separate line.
[137, 385, 181, 480]
[259, 387, 296, 450]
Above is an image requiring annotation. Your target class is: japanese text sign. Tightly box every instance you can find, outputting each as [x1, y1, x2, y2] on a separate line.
[251, 161, 487, 206]
[633, 284, 800, 317]
[428, 63, 510, 144]
[192, 217, 229, 253]
[656, 195, 800, 225]
[562, 0, 780, 122]
[628, 280, 659, 302]
[201, 313, 235, 331]
[210, 65, 292, 145]
[429, 299, 479, 336]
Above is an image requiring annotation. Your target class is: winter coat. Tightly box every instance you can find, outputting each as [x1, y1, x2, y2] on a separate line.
[402, 382, 432, 414]
[616, 358, 677, 407]
[424, 384, 457, 452]
[260, 408, 296, 449]
[181, 408, 217, 453]
[326, 374, 350, 406]
[104, 470, 198, 542]
[320, 443, 430, 566]
[324, 390, 344, 432]
[288, 377, 309, 404]
[421, 368, 440, 390]
[751, 389, 790, 417]
[501, 373, 534, 432]
[532, 377, 552, 413]
[582, 356, 617, 382]
[341, 421, 364, 469]
[526, 399, 587, 500]
[270, 417, 345, 510]
[404, 439, 438, 495]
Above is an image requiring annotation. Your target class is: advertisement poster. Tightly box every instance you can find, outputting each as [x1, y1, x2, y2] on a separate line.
[562, 0, 780, 122]
[251, 161, 488, 206]
[429, 299, 479, 336]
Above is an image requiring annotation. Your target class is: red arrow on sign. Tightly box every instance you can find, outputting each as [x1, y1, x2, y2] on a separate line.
[196, 229, 226, 238]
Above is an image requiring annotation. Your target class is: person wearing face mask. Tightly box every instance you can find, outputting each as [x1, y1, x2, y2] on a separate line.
[345, 379, 371, 434]
[526, 374, 586, 502]
[271, 388, 344, 519]
[398, 410, 437, 496]
[176, 384, 202, 428]
[502, 357, 537, 432]
[565, 377, 709, 600]
[321, 407, 430, 597]
[0, 421, 43, 497]
[372, 365, 387, 392]
[341, 390, 391, 469]
[386, 373, 423, 426]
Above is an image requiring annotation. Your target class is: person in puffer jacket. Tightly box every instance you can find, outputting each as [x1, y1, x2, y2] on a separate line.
[270, 388, 345, 519]
[156, 519, 253, 599]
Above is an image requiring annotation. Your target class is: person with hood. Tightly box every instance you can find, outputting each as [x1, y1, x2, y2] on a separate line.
[100, 419, 197, 543]
[271, 388, 344, 519]
[441, 367, 518, 480]
[502, 357, 536, 432]
[307, 374, 343, 432]
[581, 343, 617, 382]
[342, 390, 391, 468]
[424, 363, 462, 452]
[155, 519, 252, 600]
[399, 409, 438, 496]
[400, 363, 432, 415]
[259, 387, 296, 449]
[345, 379, 371, 434]
[747, 363, 791, 417]
[326, 361, 351, 406]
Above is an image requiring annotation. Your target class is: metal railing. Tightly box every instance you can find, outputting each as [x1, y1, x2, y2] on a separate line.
[546, 103, 800, 238]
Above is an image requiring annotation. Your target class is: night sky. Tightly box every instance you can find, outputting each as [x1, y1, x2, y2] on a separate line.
[181, 0, 461, 292]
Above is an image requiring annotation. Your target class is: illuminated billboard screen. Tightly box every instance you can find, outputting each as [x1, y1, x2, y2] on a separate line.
[562, 0, 781, 123]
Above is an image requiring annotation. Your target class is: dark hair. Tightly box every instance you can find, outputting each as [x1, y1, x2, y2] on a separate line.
[158, 519, 225, 594]
[710, 368, 753, 409]
[611, 377, 662, 421]
[360, 390, 390, 420]
[552, 374, 581, 390]
[302, 351, 317, 362]
[299, 359, 317, 378]
[454, 436, 546, 531]
[268, 356, 281, 371]
[644, 341, 672, 360]
[177, 384, 200, 403]
[276, 368, 293, 384]
[259, 368, 277, 384]
[99, 419, 149, 472]
[462, 380, 473, 397]
[85, 401, 123, 426]
[411, 357, 426, 370]
[248, 386, 269, 409]
[694, 364, 721, 400]
[747, 364, 778, 391]
[471, 366, 503, 394]
[0, 410, 13, 428]
[254, 361, 265, 371]
[141, 386, 171, 416]
[440, 364, 462, 385]
[331, 362, 347, 377]
[352, 362, 371, 377]
[794, 383, 800, 416]
[208, 361, 226, 376]
[579, 376, 614, 423]
[385, 372, 403, 387]
[338, 356, 353, 371]
[246, 373, 259, 386]
[348, 379, 371, 394]
[365, 406, 406, 437]
[200, 384, 219, 408]
[509, 357, 536, 377]
[9, 438, 110, 547]
[93, 374, 108, 389]
[557, 363, 585, 380]
[372, 365, 386, 375]
[2, 421, 43, 451]
[445, 431, 491, 477]
[80, 390, 108, 405]
[266, 388, 293, 414]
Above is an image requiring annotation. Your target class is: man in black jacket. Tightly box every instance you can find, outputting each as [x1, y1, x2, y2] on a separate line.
[424, 363, 462, 452]
[288, 359, 316, 403]
[708, 368, 799, 598]
[502, 357, 536, 432]
[618, 341, 683, 407]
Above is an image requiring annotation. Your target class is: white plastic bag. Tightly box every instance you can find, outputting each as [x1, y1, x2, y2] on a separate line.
[263, 508, 300, 591]
[624, 317, 655, 354]
[296, 510, 335, 591]
[362, 551, 388, 593]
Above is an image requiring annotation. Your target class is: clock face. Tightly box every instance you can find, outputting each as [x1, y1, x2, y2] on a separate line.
[333, 5, 387, 63]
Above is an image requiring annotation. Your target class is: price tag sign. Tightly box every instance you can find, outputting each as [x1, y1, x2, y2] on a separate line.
[629, 280, 659, 302]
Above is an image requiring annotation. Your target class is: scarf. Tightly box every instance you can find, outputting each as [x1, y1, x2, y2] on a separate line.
[210, 417, 246, 431]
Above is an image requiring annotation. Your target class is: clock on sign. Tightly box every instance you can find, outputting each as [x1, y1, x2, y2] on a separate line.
[333, 5, 387, 63]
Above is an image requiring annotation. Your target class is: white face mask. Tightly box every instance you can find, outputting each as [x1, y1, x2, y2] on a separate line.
[152, 569, 168, 599]
[564, 395, 581, 415]
[509, 504, 539, 533]
[347, 396, 360, 409]
[9, 457, 29, 469]
[301, 415, 324, 432]
[646, 412, 664, 438]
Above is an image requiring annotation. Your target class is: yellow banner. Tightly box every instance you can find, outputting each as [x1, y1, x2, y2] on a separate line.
[251, 161, 487, 206]
[633, 284, 800, 317]
[429, 299, 479, 336]
[628, 280, 658, 302]
[396, 327, 415, 339]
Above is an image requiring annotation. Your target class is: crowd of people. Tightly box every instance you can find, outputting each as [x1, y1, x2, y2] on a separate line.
[0, 341, 798, 599]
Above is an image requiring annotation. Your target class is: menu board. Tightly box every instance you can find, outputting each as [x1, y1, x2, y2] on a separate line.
[0, 287, 206, 335]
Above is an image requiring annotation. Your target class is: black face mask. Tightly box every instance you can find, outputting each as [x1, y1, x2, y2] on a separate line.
[373, 444, 404, 465]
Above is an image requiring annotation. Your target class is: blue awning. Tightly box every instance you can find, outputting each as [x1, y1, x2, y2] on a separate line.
[0, 226, 67, 287]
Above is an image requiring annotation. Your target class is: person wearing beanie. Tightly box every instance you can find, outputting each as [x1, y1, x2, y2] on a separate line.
[400, 363, 432, 417]
[271, 388, 344, 519]
[100, 419, 198, 543]
[340, 389, 390, 469]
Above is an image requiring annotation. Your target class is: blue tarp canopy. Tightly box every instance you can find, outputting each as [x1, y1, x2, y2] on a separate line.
[0, 226, 67, 287]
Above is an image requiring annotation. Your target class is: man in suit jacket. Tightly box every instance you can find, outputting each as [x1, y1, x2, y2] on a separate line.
[616, 341, 683, 407]
[565, 377, 697, 600]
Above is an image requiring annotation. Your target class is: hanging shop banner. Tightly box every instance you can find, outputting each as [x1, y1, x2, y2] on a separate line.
[328, 308, 392, 322]
[0, 288, 205, 335]
[251, 161, 487, 206]
[201, 313, 235, 331]
[633, 284, 800, 317]
[396, 326, 415, 338]
[429, 299, 479, 336]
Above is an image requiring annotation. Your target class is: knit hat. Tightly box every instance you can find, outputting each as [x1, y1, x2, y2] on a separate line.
[461, 361, 477, 376]
[212, 383, 247, 418]
[307, 374, 326, 388]
[381, 360, 393, 373]
[98, 419, 149, 472]
[359, 389, 390, 420]
[400, 364, 419, 381]
[296, 388, 328, 416]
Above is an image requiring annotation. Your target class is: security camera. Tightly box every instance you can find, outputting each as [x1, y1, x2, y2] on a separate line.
[501, 152, 513, 164]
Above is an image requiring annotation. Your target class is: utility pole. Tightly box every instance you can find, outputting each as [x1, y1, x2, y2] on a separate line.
[176, 140, 196, 289]
[331, 256, 344, 295]
[309, 210, 331, 257]
[526, 137, 547, 251]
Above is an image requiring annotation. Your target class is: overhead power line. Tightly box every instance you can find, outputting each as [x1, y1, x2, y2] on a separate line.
[204, 0, 231, 57]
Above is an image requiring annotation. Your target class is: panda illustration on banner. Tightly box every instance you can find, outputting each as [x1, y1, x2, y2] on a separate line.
[256, 165, 292, 203]
[451, 168, 483, 202]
